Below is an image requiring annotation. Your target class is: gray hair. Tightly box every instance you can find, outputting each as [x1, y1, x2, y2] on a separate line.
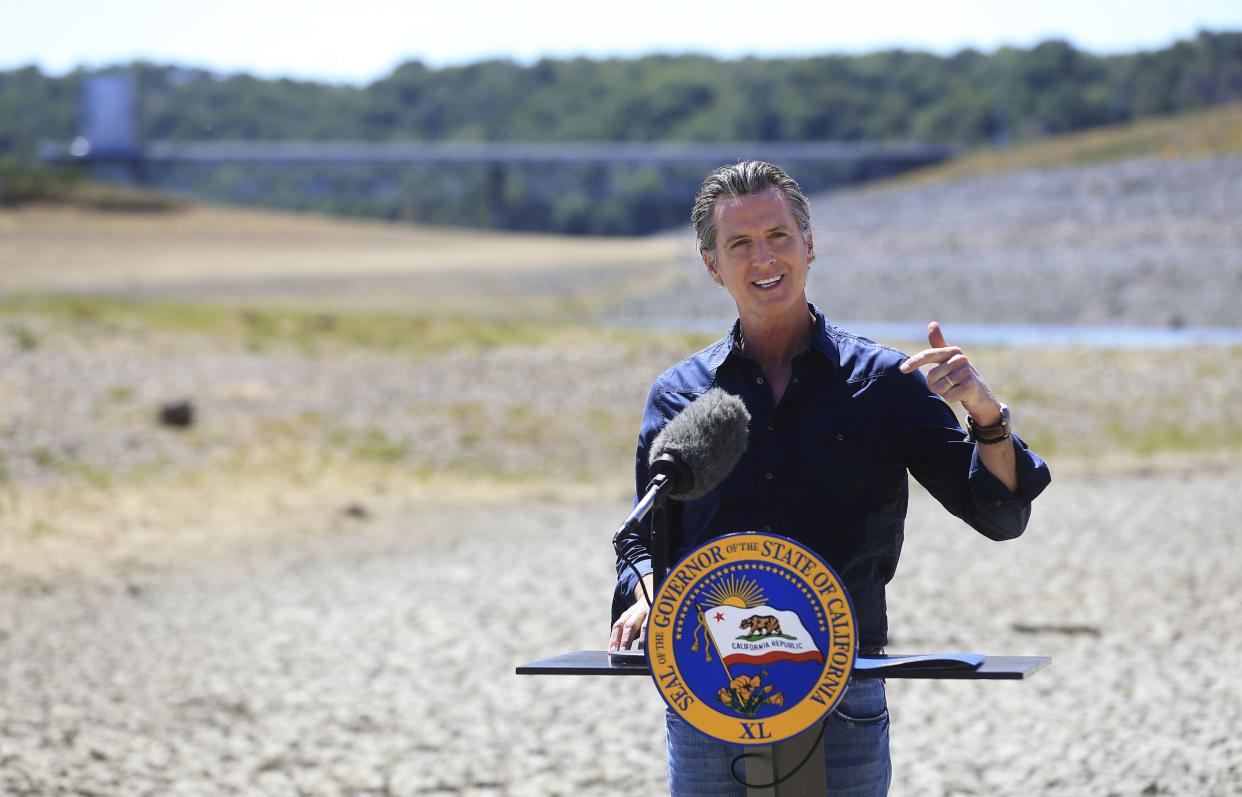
[691, 161, 812, 253]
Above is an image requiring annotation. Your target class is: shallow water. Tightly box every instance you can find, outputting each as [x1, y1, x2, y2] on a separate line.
[837, 320, 1242, 349]
[628, 318, 1242, 349]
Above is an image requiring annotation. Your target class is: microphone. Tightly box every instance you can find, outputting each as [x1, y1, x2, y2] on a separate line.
[648, 388, 751, 500]
[613, 388, 750, 548]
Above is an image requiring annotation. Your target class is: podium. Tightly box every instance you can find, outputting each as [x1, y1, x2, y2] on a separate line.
[596, 507, 1049, 794]
[517, 650, 1050, 795]
[517, 650, 1050, 680]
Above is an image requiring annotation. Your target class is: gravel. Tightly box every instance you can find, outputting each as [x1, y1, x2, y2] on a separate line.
[609, 155, 1242, 329]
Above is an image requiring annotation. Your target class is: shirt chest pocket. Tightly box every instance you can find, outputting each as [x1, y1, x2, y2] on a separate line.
[794, 414, 881, 501]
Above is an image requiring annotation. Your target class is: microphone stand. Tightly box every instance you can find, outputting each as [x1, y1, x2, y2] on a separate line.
[651, 495, 671, 593]
[611, 453, 690, 597]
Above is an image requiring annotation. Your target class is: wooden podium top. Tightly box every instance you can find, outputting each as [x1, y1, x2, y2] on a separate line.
[516, 650, 1050, 680]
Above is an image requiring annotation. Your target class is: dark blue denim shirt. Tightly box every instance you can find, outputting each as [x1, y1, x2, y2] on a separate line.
[614, 305, 1051, 651]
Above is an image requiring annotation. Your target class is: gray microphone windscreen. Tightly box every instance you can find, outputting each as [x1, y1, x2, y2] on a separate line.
[649, 388, 750, 500]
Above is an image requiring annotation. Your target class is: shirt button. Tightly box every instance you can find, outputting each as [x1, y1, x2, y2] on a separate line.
[767, 422, 776, 432]
[836, 433, 844, 441]
[765, 471, 774, 480]
[756, 377, 765, 385]
[791, 378, 799, 385]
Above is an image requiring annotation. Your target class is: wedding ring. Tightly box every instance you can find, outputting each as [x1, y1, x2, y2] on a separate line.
[944, 376, 956, 389]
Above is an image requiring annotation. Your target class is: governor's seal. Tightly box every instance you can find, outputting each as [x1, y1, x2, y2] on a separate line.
[646, 532, 856, 746]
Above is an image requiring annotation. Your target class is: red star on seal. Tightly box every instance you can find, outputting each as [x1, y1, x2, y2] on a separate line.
[714, 611, 725, 623]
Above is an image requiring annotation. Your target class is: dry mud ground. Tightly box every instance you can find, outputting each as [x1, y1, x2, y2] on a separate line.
[1, 466, 1239, 796]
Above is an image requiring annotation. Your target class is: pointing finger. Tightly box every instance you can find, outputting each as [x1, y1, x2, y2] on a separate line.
[900, 322, 954, 373]
[900, 345, 962, 373]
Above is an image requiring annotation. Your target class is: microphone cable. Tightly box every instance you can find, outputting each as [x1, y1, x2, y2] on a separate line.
[729, 717, 828, 789]
[618, 550, 654, 609]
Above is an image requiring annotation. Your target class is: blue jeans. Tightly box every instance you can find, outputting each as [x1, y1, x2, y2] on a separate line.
[666, 678, 891, 796]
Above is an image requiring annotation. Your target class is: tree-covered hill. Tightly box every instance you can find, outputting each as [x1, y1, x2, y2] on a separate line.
[2, 30, 1240, 234]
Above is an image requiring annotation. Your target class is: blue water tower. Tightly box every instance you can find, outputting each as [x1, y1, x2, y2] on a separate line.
[72, 71, 141, 181]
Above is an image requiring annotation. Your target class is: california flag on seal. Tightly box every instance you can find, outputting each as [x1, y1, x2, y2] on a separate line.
[699, 604, 824, 667]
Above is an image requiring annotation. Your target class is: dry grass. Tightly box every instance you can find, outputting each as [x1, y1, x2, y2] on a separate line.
[3, 298, 1238, 498]
[0, 450, 630, 582]
[0, 203, 686, 311]
[887, 102, 1242, 187]
[0, 294, 660, 354]
[4, 135, 1241, 569]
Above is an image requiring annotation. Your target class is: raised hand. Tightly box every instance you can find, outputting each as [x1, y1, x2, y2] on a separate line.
[899, 322, 1003, 425]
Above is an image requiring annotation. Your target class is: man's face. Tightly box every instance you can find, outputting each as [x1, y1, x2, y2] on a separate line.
[702, 187, 814, 322]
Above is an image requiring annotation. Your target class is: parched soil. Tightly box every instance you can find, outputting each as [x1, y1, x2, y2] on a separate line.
[1, 467, 1238, 796]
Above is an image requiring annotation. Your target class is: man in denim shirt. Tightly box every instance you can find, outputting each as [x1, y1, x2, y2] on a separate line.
[609, 161, 1050, 796]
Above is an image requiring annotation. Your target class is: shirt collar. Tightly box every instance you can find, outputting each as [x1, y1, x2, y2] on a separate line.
[721, 303, 842, 371]
[808, 304, 843, 370]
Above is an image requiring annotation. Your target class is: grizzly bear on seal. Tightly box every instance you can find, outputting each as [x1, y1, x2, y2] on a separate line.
[739, 615, 782, 636]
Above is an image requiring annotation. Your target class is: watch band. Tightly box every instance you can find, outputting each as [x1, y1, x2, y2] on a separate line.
[967, 403, 1011, 445]
[970, 428, 1011, 445]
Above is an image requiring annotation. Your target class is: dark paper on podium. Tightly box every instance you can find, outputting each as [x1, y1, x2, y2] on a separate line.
[607, 649, 648, 666]
[854, 652, 984, 674]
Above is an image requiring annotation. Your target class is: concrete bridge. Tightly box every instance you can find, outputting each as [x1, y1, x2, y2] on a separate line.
[42, 138, 953, 169]
[40, 72, 953, 171]
[38, 73, 956, 232]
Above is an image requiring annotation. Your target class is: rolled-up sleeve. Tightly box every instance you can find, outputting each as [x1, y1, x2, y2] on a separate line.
[965, 434, 1050, 538]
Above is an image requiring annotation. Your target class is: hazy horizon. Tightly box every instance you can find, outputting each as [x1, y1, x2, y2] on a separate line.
[5, 0, 1241, 85]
